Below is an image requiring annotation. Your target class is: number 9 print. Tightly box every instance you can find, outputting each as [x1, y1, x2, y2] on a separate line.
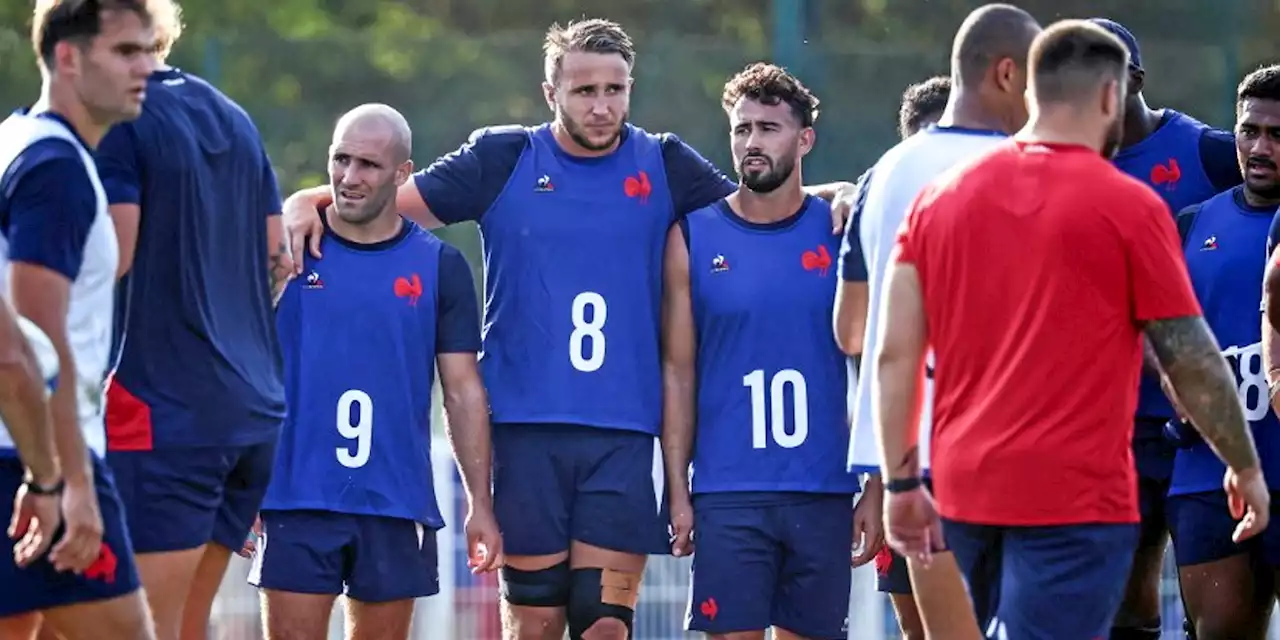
[336, 389, 373, 468]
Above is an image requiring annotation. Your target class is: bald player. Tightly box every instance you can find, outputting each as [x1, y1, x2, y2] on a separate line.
[249, 105, 500, 640]
[835, 7, 1039, 636]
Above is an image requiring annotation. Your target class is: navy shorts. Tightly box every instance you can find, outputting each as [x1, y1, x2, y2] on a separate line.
[686, 493, 853, 639]
[248, 509, 439, 602]
[1134, 429, 1175, 549]
[0, 455, 141, 616]
[107, 440, 275, 553]
[1168, 490, 1280, 567]
[943, 519, 1139, 640]
[877, 478, 933, 595]
[492, 423, 668, 556]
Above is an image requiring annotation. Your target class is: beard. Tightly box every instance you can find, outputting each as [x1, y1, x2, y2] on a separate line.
[738, 153, 797, 193]
[561, 109, 628, 152]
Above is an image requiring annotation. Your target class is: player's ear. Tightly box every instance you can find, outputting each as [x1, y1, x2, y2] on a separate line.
[798, 127, 816, 157]
[993, 57, 1018, 94]
[1127, 68, 1145, 96]
[542, 81, 557, 113]
[395, 160, 414, 187]
[53, 40, 81, 77]
[1101, 78, 1120, 120]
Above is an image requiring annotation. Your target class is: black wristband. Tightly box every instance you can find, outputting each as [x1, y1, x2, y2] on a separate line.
[885, 477, 923, 494]
[23, 477, 65, 496]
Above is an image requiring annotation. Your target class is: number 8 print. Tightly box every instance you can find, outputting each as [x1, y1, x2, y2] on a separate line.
[570, 291, 607, 372]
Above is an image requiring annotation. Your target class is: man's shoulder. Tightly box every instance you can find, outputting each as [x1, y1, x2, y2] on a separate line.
[872, 131, 1007, 198]
[466, 124, 533, 150]
[1, 136, 88, 196]
[683, 198, 726, 224]
[1165, 109, 1210, 132]
[128, 71, 262, 149]
[0, 114, 87, 164]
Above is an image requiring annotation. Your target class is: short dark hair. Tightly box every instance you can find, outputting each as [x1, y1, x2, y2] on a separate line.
[32, 0, 151, 69]
[1028, 20, 1129, 105]
[1238, 65, 1280, 105]
[951, 3, 1040, 89]
[721, 62, 820, 128]
[899, 76, 951, 138]
[543, 19, 635, 84]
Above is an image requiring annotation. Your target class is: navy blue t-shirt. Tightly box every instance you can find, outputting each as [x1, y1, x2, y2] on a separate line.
[837, 167, 874, 283]
[95, 68, 285, 449]
[412, 124, 734, 435]
[414, 125, 735, 224]
[264, 215, 477, 525]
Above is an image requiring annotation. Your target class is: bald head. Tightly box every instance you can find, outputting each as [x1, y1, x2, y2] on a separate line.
[333, 103, 412, 163]
[951, 4, 1041, 89]
[329, 103, 414, 227]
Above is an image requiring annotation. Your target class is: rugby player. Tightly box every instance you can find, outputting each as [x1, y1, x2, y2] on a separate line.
[835, 5, 1040, 636]
[249, 104, 500, 640]
[0, 1, 157, 638]
[92, 0, 294, 637]
[875, 20, 1269, 639]
[1166, 64, 1280, 639]
[1087, 19, 1244, 638]
[278, 19, 856, 640]
[663, 63, 860, 640]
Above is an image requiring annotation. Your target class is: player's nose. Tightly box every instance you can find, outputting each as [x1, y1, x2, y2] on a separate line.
[1248, 135, 1275, 160]
[588, 99, 613, 117]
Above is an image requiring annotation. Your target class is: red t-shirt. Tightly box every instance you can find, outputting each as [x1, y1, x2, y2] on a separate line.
[895, 140, 1202, 526]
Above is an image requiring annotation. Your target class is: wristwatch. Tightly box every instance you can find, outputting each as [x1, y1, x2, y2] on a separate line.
[885, 477, 923, 494]
[22, 477, 65, 496]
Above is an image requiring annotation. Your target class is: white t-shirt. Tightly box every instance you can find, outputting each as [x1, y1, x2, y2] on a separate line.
[0, 114, 119, 457]
[842, 126, 1006, 473]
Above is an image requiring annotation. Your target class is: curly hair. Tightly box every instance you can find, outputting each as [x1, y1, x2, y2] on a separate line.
[721, 62, 820, 127]
[899, 75, 951, 138]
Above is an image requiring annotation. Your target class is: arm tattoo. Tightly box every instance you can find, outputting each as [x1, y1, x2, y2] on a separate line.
[896, 445, 919, 476]
[268, 241, 289, 305]
[1144, 315, 1260, 471]
[1141, 336, 1161, 376]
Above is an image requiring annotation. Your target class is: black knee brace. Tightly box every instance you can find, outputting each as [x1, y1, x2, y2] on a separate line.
[499, 561, 571, 607]
[567, 568, 639, 640]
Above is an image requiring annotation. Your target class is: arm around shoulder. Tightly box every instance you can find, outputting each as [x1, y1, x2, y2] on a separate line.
[410, 126, 526, 228]
[660, 133, 735, 216]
